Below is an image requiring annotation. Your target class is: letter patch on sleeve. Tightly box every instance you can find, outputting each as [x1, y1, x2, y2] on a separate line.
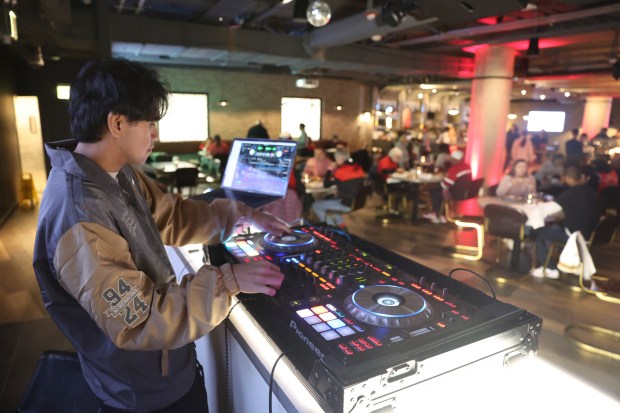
[102, 278, 149, 326]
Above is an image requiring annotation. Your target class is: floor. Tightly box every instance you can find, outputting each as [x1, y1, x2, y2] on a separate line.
[1, 193, 619, 412]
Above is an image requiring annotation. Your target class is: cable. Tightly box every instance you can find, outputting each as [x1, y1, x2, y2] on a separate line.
[268, 352, 289, 413]
[448, 267, 497, 299]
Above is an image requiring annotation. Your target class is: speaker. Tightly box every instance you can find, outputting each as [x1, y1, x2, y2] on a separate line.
[413, 0, 528, 27]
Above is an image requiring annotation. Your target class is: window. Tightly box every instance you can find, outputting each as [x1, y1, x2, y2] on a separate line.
[281, 97, 321, 141]
[158, 93, 209, 142]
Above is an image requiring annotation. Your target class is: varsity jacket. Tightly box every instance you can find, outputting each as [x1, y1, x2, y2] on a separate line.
[324, 162, 365, 207]
[33, 140, 254, 411]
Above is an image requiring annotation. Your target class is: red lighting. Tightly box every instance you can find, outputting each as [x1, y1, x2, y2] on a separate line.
[463, 38, 573, 55]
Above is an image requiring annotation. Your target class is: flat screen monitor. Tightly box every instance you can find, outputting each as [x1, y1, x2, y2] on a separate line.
[526, 111, 566, 133]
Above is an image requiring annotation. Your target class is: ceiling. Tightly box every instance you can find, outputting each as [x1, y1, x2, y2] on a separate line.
[8, 0, 620, 98]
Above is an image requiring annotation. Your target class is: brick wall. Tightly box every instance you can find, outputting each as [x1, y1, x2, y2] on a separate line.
[155, 67, 374, 152]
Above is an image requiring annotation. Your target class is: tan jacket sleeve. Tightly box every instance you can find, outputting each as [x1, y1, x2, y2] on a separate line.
[54, 222, 239, 351]
[133, 167, 254, 246]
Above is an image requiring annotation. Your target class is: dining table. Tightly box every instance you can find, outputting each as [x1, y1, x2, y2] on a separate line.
[478, 194, 563, 271]
[387, 170, 444, 220]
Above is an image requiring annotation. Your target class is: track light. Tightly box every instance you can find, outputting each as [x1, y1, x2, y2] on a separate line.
[526, 37, 539, 56]
[380, 0, 417, 28]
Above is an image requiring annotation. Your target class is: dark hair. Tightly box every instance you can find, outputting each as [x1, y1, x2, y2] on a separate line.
[564, 165, 582, 181]
[508, 159, 529, 177]
[300, 123, 306, 128]
[69, 58, 169, 143]
[213, 134, 221, 144]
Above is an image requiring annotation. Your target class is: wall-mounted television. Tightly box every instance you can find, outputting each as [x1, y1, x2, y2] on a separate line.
[526, 111, 566, 133]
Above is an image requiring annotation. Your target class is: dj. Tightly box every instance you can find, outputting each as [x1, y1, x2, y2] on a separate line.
[32, 58, 289, 413]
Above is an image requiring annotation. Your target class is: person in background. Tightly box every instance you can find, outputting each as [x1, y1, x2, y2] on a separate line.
[434, 143, 452, 172]
[423, 150, 471, 224]
[505, 124, 520, 169]
[530, 165, 600, 279]
[393, 133, 412, 169]
[297, 123, 308, 149]
[302, 146, 335, 180]
[206, 134, 230, 157]
[246, 120, 270, 139]
[311, 148, 365, 228]
[586, 156, 619, 193]
[510, 131, 537, 167]
[535, 153, 565, 190]
[565, 128, 584, 166]
[496, 159, 537, 198]
[33, 57, 289, 413]
[376, 146, 404, 179]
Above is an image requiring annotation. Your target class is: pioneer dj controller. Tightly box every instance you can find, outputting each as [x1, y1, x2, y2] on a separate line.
[208, 226, 542, 412]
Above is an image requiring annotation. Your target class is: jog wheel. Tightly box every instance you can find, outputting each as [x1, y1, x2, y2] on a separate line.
[344, 285, 432, 329]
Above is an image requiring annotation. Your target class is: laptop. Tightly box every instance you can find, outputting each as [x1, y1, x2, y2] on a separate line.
[192, 138, 297, 208]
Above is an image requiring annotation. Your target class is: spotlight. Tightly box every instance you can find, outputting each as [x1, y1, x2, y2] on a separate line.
[526, 37, 539, 56]
[380, 0, 417, 28]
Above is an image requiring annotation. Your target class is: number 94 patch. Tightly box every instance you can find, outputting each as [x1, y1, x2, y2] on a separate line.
[102, 278, 149, 326]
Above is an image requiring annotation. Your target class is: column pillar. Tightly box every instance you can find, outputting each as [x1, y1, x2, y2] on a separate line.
[466, 45, 516, 186]
[581, 96, 613, 139]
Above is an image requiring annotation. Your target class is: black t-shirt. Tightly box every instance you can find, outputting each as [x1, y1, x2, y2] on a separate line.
[555, 184, 600, 239]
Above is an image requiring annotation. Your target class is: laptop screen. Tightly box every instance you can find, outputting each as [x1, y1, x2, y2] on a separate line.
[221, 139, 297, 196]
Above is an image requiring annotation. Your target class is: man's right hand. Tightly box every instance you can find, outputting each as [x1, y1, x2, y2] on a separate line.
[233, 261, 284, 296]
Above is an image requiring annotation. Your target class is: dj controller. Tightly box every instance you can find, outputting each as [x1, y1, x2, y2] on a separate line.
[208, 226, 542, 412]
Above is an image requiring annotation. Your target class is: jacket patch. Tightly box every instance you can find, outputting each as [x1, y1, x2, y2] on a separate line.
[122, 209, 138, 238]
[103, 278, 149, 325]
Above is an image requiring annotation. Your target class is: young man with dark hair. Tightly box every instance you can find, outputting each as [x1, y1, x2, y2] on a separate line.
[33, 58, 289, 412]
[530, 165, 600, 279]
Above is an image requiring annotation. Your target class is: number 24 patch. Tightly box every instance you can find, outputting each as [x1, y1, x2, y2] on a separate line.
[102, 278, 149, 325]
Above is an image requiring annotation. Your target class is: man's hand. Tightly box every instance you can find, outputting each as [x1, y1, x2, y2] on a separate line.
[233, 261, 284, 296]
[251, 210, 291, 237]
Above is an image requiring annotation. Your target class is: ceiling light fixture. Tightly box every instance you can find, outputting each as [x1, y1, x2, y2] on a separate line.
[219, 99, 229, 107]
[364, 0, 378, 21]
[526, 37, 540, 56]
[447, 108, 460, 116]
[306, 1, 331, 27]
[336, 105, 343, 111]
[521, 89, 527, 95]
[380, 0, 417, 28]
[564, 91, 571, 97]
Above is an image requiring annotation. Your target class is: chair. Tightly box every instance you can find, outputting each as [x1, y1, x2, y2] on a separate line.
[562, 215, 620, 360]
[172, 167, 199, 196]
[325, 184, 372, 226]
[444, 175, 484, 261]
[153, 153, 174, 162]
[484, 204, 529, 271]
[17, 351, 99, 413]
[543, 215, 620, 273]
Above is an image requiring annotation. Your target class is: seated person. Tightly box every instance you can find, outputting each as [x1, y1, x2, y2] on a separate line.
[206, 134, 230, 157]
[586, 157, 619, 193]
[535, 153, 564, 190]
[423, 150, 471, 224]
[496, 159, 537, 199]
[530, 166, 601, 279]
[259, 173, 303, 224]
[377, 147, 404, 179]
[311, 148, 365, 227]
[434, 143, 452, 172]
[302, 146, 335, 180]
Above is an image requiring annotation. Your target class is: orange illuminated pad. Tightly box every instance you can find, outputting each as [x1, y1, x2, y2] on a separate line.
[311, 305, 328, 314]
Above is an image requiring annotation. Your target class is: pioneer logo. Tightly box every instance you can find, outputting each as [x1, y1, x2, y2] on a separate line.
[290, 320, 324, 358]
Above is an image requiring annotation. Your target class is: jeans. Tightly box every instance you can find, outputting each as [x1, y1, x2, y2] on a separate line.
[98, 363, 209, 413]
[534, 224, 569, 269]
[312, 198, 351, 226]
